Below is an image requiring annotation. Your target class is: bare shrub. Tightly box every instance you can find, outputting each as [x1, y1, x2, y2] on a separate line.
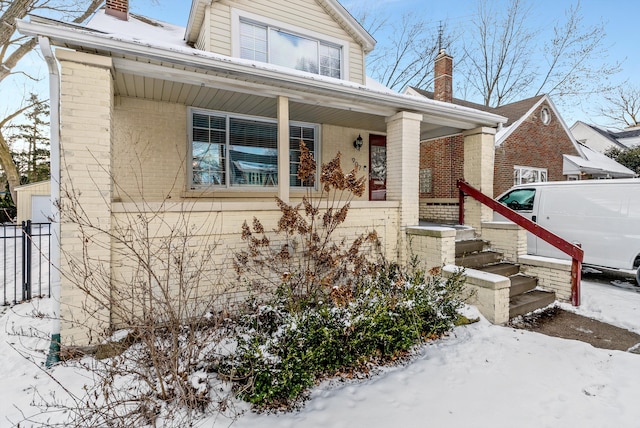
[234, 141, 381, 309]
[19, 150, 243, 426]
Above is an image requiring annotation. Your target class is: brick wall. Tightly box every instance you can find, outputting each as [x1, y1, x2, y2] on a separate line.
[419, 199, 458, 223]
[422, 103, 581, 216]
[406, 226, 456, 270]
[109, 203, 401, 327]
[58, 50, 114, 346]
[481, 221, 527, 263]
[419, 134, 464, 199]
[494, 103, 580, 196]
[519, 255, 573, 302]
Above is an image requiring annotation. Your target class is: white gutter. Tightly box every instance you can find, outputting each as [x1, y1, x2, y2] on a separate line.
[39, 36, 62, 367]
[17, 18, 507, 128]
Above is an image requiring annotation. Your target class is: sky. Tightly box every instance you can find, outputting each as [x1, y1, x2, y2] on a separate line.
[2, 278, 640, 426]
[3, 0, 638, 132]
[132, 0, 639, 129]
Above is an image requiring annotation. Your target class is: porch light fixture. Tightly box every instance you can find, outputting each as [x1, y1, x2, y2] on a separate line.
[353, 134, 363, 150]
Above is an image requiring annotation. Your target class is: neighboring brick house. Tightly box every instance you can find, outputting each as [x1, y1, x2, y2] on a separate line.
[17, 1, 505, 346]
[407, 50, 631, 223]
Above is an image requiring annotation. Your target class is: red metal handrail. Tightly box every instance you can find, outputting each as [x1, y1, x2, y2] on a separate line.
[457, 179, 583, 306]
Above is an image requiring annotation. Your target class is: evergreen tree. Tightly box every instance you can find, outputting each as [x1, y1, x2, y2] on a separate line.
[8, 93, 50, 184]
[605, 146, 640, 176]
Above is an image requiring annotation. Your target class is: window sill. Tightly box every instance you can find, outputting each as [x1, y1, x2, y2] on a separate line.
[182, 188, 278, 199]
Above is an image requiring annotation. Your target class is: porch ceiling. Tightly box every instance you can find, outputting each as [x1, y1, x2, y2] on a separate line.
[114, 71, 389, 132]
[113, 67, 468, 138]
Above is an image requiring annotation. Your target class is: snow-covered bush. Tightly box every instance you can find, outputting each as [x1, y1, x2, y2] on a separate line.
[221, 262, 466, 409]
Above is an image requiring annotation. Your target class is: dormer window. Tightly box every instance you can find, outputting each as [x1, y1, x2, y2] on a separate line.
[239, 19, 342, 79]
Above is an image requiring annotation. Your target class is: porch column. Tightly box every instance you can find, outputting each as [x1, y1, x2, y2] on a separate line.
[57, 50, 113, 346]
[463, 127, 496, 233]
[385, 111, 422, 264]
[277, 96, 290, 203]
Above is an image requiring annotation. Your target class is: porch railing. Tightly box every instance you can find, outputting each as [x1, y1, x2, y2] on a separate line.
[456, 179, 583, 306]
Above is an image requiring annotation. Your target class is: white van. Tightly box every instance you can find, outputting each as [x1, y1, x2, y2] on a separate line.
[495, 179, 640, 285]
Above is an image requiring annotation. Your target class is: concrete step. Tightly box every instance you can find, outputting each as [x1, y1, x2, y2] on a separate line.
[510, 290, 556, 318]
[455, 251, 503, 269]
[509, 274, 538, 298]
[454, 227, 476, 241]
[455, 239, 487, 257]
[477, 262, 520, 277]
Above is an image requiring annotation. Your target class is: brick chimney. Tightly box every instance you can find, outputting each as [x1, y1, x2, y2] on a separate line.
[434, 49, 453, 103]
[105, 0, 129, 21]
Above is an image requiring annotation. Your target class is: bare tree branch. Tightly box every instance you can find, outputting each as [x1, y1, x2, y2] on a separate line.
[0, 37, 37, 82]
[600, 85, 640, 128]
[535, 2, 620, 100]
[0, 0, 104, 203]
[366, 14, 457, 92]
[459, 0, 535, 107]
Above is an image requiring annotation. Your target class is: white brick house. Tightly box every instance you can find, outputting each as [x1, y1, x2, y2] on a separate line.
[17, 0, 505, 346]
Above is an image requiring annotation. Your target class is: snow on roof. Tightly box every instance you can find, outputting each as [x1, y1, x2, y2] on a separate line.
[84, 10, 397, 95]
[18, 11, 505, 127]
[564, 144, 636, 178]
[87, 9, 189, 49]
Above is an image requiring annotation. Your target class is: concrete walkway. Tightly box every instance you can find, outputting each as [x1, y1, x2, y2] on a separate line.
[510, 306, 640, 354]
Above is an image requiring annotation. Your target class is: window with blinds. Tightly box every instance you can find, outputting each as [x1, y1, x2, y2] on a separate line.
[190, 109, 318, 189]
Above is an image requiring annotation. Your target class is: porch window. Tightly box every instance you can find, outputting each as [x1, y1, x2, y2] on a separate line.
[514, 165, 548, 186]
[190, 109, 318, 189]
[240, 20, 342, 79]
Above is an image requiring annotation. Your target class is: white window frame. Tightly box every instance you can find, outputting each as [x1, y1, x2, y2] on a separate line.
[231, 8, 349, 79]
[513, 165, 548, 186]
[189, 107, 319, 190]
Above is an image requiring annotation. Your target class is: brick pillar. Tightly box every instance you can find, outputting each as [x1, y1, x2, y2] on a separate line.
[385, 111, 422, 264]
[57, 50, 113, 346]
[463, 127, 496, 233]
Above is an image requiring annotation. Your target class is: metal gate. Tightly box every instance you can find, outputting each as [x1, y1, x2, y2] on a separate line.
[1, 221, 51, 306]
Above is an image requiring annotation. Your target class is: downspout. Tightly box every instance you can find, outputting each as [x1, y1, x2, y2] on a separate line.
[39, 36, 62, 367]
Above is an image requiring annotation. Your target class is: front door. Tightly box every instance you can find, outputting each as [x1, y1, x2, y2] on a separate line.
[369, 134, 387, 201]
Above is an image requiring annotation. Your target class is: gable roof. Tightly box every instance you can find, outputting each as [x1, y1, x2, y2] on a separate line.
[573, 121, 629, 149]
[492, 94, 580, 151]
[185, 0, 376, 53]
[491, 95, 545, 126]
[407, 87, 544, 127]
[407, 88, 582, 153]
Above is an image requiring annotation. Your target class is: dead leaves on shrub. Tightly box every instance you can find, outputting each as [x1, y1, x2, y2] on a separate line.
[234, 141, 379, 305]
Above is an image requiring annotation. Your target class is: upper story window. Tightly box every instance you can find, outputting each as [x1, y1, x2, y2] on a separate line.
[190, 109, 318, 189]
[239, 19, 342, 79]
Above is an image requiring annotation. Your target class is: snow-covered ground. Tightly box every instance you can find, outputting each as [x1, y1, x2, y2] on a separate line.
[1, 279, 639, 427]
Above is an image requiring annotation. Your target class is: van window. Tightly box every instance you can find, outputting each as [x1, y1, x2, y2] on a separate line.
[498, 188, 535, 211]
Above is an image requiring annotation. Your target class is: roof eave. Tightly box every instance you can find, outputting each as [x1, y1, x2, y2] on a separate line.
[185, 0, 208, 44]
[316, 0, 376, 53]
[17, 18, 503, 129]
